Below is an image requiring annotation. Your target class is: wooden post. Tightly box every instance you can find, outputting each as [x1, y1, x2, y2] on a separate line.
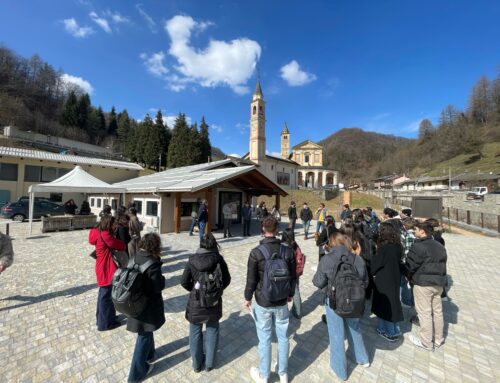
[455, 208, 458, 222]
[466, 210, 471, 225]
[481, 212, 484, 228]
[498, 215, 500, 233]
[174, 193, 182, 233]
[275, 194, 280, 210]
[343, 191, 352, 206]
[205, 188, 212, 235]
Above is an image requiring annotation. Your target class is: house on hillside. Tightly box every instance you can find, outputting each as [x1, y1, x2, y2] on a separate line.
[372, 174, 409, 190]
[451, 172, 500, 190]
[96, 158, 287, 234]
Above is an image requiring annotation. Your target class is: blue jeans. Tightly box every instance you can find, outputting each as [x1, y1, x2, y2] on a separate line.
[198, 220, 207, 239]
[189, 321, 219, 370]
[400, 276, 414, 306]
[377, 318, 401, 337]
[252, 302, 290, 379]
[303, 220, 311, 238]
[96, 285, 118, 330]
[189, 218, 197, 234]
[316, 221, 325, 233]
[325, 303, 369, 381]
[128, 331, 155, 382]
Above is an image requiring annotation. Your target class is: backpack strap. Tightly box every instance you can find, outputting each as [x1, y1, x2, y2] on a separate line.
[257, 244, 272, 260]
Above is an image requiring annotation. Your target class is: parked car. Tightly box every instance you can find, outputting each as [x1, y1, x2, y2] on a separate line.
[466, 186, 488, 200]
[0, 200, 65, 222]
[322, 184, 339, 190]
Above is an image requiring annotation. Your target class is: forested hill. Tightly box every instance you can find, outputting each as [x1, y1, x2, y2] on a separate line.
[320, 69, 500, 183]
[319, 128, 412, 181]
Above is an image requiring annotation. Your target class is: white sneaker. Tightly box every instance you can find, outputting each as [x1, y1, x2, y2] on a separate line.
[409, 334, 433, 351]
[250, 366, 268, 383]
[279, 373, 288, 383]
[360, 362, 370, 368]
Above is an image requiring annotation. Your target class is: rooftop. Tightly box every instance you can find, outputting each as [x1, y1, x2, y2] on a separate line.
[0, 146, 143, 171]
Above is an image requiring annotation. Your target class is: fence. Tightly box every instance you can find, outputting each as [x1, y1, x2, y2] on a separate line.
[444, 207, 500, 233]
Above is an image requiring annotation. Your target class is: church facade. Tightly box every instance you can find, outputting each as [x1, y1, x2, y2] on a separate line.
[242, 81, 338, 190]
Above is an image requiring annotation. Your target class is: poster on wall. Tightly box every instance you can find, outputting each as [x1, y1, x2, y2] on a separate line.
[277, 172, 290, 186]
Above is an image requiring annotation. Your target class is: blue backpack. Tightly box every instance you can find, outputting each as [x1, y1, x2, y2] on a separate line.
[257, 244, 292, 302]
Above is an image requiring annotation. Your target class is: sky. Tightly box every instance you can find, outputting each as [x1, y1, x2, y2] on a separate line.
[1, 0, 500, 157]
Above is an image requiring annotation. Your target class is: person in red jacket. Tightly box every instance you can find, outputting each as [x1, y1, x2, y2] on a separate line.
[89, 215, 126, 331]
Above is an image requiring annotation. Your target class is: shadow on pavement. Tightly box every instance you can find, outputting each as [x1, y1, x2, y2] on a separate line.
[150, 336, 191, 377]
[0, 283, 96, 312]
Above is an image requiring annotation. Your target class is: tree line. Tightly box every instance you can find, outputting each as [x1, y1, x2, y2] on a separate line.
[0, 45, 212, 170]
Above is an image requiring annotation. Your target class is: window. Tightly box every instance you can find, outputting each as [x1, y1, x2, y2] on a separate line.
[259, 106, 263, 114]
[277, 172, 290, 186]
[181, 202, 197, 217]
[252, 106, 256, 115]
[271, 165, 274, 170]
[304, 154, 310, 163]
[40, 167, 70, 182]
[0, 163, 17, 181]
[50, 193, 62, 202]
[146, 201, 158, 216]
[25, 165, 42, 181]
[134, 200, 143, 214]
[111, 199, 117, 210]
[90, 198, 95, 207]
[97, 199, 102, 208]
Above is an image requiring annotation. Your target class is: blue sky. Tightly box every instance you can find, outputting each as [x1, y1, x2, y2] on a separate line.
[1, 0, 500, 156]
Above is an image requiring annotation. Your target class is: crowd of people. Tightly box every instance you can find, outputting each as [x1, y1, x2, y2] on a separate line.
[84, 199, 450, 382]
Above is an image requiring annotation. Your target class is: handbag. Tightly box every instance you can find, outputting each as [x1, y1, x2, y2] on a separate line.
[89, 250, 97, 260]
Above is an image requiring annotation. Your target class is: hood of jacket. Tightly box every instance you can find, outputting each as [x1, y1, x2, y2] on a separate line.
[329, 244, 351, 259]
[190, 248, 220, 272]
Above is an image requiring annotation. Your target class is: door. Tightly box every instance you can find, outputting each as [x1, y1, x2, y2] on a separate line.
[218, 191, 242, 226]
[0, 190, 10, 207]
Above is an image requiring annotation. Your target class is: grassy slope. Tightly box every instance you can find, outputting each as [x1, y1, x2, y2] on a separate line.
[427, 142, 500, 177]
[257, 190, 384, 220]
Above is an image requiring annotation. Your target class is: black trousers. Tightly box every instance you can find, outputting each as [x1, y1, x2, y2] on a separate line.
[243, 219, 251, 236]
[223, 219, 232, 236]
[96, 285, 118, 330]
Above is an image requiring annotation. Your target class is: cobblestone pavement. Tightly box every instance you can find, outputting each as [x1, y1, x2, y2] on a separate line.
[1, 220, 500, 382]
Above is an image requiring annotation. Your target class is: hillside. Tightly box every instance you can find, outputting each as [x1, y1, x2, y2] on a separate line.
[319, 128, 413, 182]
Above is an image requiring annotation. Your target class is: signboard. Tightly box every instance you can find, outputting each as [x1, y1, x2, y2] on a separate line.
[412, 197, 442, 220]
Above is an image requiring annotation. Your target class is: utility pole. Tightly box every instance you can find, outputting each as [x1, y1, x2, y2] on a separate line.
[449, 167, 452, 191]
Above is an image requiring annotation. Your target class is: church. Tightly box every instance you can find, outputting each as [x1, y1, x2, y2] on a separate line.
[242, 81, 339, 189]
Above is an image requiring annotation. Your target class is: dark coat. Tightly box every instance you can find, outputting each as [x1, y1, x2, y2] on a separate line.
[197, 204, 208, 223]
[244, 237, 297, 307]
[316, 224, 338, 257]
[313, 245, 368, 295]
[116, 225, 131, 247]
[288, 206, 297, 220]
[299, 207, 313, 222]
[406, 236, 447, 287]
[181, 249, 231, 324]
[371, 243, 404, 322]
[242, 206, 252, 220]
[126, 250, 166, 333]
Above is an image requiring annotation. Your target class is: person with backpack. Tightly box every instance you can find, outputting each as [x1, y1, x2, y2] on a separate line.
[88, 215, 126, 331]
[316, 215, 337, 262]
[181, 233, 231, 373]
[313, 231, 370, 380]
[0, 229, 14, 274]
[115, 206, 131, 254]
[287, 201, 298, 234]
[189, 200, 200, 236]
[244, 216, 297, 383]
[400, 217, 416, 308]
[371, 222, 404, 342]
[197, 199, 209, 239]
[406, 221, 447, 351]
[299, 202, 313, 240]
[125, 233, 165, 382]
[128, 207, 142, 257]
[282, 228, 305, 319]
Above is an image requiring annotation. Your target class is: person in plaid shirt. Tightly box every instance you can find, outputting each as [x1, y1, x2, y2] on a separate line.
[400, 217, 416, 308]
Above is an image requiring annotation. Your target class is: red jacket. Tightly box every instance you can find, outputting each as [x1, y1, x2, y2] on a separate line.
[89, 228, 126, 287]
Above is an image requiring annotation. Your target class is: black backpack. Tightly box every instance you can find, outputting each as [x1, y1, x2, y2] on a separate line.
[328, 254, 365, 318]
[197, 263, 224, 308]
[111, 255, 155, 318]
[258, 244, 292, 302]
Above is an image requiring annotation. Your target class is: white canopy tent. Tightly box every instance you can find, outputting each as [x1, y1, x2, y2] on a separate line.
[27, 166, 126, 235]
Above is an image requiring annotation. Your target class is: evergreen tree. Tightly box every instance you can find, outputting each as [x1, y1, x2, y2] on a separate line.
[108, 106, 118, 136]
[189, 123, 203, 164]
[117, 109, 131, 151]
[199, 116, 212, 162]
[167, 113, 191, 167]
[60, 91, 78, 127]
[154, 110, 168, 169]
[76, 93, 91, 131]
[142, 115, 160, 168]
[95, 106, 107, 144]
[125, 121, 138, 161]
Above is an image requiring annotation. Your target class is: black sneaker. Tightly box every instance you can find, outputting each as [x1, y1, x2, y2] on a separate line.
[376, 328, 397, 342]
[321, 314, 327, 324]
[410, 316, 420, 327]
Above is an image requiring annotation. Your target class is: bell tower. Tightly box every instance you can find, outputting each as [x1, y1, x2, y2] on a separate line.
[249, 80, 266, 161]
[281, 123, 290, 159]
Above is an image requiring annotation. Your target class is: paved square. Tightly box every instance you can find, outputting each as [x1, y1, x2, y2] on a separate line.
[1, 221, 499, 382]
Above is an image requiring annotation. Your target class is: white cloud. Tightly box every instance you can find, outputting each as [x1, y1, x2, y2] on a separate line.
[136, 3, 157, 32]
[62, 18, 94, 38]
[60, 73, 94, 94]
[140, 51, 168, 77]
[89, 11, 112, 33]
[236, 122, 249, 135]
[211, 124, 223, 133]
[280, 60, 317, 86]
[163, 114, 192, 127]
[163, 15, 261, 94]
[105, 10, 130, 24]
[227, 153, 241, 158]
[266, 150, 282, 157]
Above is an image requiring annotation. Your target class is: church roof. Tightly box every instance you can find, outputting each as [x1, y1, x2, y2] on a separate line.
[241, 152, 299, 166]
[292, 140, 323, 150]
[281, 123, 289, 134]
[253, 80, 263, 98]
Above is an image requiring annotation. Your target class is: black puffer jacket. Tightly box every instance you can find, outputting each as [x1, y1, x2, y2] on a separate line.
[244, 237, 297, 307]
[126, 250, 165, 333]
[181, 249, 231, 324]
[406, 236, 447, 287]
